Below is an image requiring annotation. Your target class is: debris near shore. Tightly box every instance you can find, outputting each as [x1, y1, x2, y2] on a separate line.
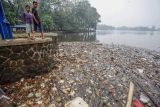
[0, 88, 16, 107]
[1, 42, 160, 107]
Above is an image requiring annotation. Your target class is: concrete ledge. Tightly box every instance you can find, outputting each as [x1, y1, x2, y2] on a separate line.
[0, 38, 52, 47]
[0, 35, 58, 84]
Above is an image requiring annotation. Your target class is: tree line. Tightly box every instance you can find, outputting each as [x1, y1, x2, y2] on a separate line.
[3, 0, 101, 32]
[97, 24, 160, 31]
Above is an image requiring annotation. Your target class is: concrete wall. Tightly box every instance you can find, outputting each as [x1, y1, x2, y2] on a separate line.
[0, 36, 58, 84]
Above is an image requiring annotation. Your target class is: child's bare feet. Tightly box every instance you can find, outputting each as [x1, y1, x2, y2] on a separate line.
[40, 33, 44, 39]
[27, 33, 31, 39]
[31, 36, 35, 40]
[40, 35, 44, 39]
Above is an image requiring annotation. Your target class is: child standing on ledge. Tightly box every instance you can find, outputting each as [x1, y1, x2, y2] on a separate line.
[23, 5, 35, 40]
[32, 1, 44, 39]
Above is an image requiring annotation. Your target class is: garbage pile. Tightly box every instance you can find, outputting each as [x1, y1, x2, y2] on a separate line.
[1, 42, 160, 107]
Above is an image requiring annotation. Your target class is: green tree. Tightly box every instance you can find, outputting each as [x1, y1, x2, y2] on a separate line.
[3, 0, 16, 25]
[4, 0, 101, 31]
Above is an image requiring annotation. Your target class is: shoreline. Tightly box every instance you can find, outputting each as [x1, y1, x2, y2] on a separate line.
[1, 42, 160, 107]
[102, 42, 160, 54]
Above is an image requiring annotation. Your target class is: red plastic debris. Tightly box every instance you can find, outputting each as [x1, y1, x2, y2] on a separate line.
[133, 99, 144, 107]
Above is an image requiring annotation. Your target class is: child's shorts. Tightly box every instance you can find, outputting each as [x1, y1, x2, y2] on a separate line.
[34, 23, 43, 32]
[26, 24, 34, 33]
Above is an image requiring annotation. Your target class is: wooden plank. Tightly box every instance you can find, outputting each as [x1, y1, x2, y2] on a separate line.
[126, 81, 135, 107]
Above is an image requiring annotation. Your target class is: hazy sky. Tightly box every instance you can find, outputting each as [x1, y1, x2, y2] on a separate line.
[89, 0, 160, 27]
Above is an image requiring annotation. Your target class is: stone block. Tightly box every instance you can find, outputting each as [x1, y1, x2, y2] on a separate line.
[35, 44, 43, 51]
[12, 46, 23, 53]
[1, 59, 10, 67]
[0, 66, 4, 73]
[27, 48, 34, 57]
[0, 37, 58, 84]
[32, 53, 41, 59]
[17, 60, 24, 66]
[10, 61, 17, 67]
[0, 48, 11, 57]
[23, 45, 31, 52]
[10, 53, 20, 60]
[24, 58, 34, 66]
[19, 52, 29, 59]
[0, 56, 7, 64]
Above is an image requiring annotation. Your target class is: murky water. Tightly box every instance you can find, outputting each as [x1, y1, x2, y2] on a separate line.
[57, 30, 160, 52]
[58, 32, 96, 42]
[97, 30, 160, 52]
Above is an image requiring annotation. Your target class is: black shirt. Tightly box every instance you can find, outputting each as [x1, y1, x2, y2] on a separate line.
[32, 8, 40, 24]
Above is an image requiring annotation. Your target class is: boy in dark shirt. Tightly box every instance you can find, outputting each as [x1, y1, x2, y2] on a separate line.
[32, 1, 44, 39]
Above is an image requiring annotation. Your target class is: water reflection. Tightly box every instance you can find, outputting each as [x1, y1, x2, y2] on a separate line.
[57, 30, 160, 52]
[58, 32, 96, 42]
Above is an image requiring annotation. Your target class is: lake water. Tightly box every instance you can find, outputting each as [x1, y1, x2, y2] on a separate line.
[58, 30, 160, 52]
[97, 30, 160, 52]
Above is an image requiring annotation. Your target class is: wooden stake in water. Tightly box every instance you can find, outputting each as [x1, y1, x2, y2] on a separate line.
[126, 82, 135, 107]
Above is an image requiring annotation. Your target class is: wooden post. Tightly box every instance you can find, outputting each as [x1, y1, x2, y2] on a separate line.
[126, 82, 135, 107]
